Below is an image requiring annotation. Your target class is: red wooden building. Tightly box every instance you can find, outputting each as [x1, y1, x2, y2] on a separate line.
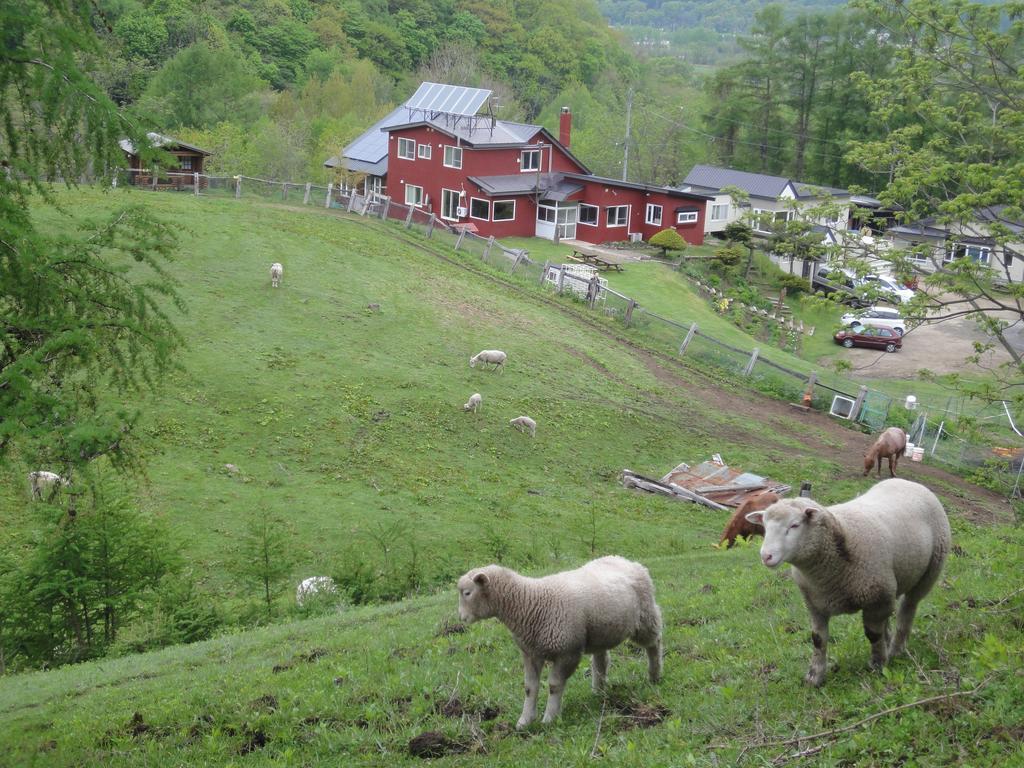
[330, 84, 709, 245]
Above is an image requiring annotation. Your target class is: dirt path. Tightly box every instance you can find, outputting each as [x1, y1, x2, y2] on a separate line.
[335, 211, 1018, 524]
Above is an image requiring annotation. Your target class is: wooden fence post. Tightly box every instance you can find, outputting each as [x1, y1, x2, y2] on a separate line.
[193, 172, 199, 195]
[557, 267, 566, 293]
[361, 195, 372, 215]
[483, 236, 495, 261]
[510, 250, 524, 274]
[539, 259, 551, 285]
[624, 299, 636, 326]
[151, 167, 158, 190]
[426, 215, 435, 238]
[454, 228, 466, 251]
[235, 175, 241, 198]
[303, 182, 311, 205]
[380, 198, 391, 220]
[347, 191, 358, 212]
[852, 386, 868, 422]
[679, 322, 698, 354]
[324, 182, 333, 208]
[405, 205, 415, 229]
[743, 347, 760, 376]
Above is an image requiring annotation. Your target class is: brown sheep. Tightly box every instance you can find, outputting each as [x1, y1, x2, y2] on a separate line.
[719, 491, 780, 548]
[863, 427, 907, 478]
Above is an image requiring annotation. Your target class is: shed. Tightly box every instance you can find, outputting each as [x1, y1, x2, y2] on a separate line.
[119, 132, 211, 190]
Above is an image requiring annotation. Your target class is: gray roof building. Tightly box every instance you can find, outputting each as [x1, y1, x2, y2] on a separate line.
[682, 164, 847, 200]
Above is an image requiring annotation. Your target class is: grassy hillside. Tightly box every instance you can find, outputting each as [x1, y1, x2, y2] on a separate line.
[1, 189, 1021, 764]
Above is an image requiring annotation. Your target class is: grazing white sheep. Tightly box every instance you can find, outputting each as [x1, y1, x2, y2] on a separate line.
[457, 556, 663, 728]
[463, 393, 483, 413]
[270, 262, 284, 288]
[746, 478, 951, 687]
[296, 576, 337, 607]
[469, 349, 506, 373]
[28, 471, 71, 501]
[509, 415, 536, 437]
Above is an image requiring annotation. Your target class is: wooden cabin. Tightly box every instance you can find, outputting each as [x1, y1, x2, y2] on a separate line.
[119, 133, 212, 191]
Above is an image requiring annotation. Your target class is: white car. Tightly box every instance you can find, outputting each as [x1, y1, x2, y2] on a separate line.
[859, 275, 914, 304]
[840, 306, 907, 336]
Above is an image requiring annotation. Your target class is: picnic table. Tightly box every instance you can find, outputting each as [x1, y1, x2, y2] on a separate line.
[566, 245, 626, 271]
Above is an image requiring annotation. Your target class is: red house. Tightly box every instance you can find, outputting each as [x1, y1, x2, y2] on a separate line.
[328, 83, 709, 245]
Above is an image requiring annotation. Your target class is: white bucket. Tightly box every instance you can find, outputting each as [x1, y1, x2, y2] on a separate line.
[905, 442, 915, 455]
[911, 446, 925, 462]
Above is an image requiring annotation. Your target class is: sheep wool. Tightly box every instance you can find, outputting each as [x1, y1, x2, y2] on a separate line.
[457, 556, 662, 728]
[469, 350, 506, 372]
[748, 478, 950, 686]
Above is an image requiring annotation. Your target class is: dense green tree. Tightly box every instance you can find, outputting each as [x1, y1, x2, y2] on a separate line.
[235, 514, 296, 619]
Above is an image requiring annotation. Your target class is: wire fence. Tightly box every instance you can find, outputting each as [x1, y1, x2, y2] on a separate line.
[120, 170, 1024, 497]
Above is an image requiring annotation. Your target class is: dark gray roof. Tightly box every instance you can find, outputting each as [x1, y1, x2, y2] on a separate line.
[565, 173, 714, 201]
[682, 164, 847, 200]
[467, 173, 570, 197]
[119, 132, 211, 156]
[385, 117, 542, 147]
[324, 105, 408, 173]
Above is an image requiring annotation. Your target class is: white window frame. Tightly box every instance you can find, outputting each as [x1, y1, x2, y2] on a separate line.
[645, 203, 663, 226]
[710, 203, 729, 221]
[469, 197, 490, 221]
[521, 149, 541, 172]
[492, 199, 515, 222]
[440, 188, 462, 221]
[443, 145, 463, 169]
[537, 204, 556, 224]
[578, 203, 599, 227]
[945, 243, 990, 265]
[417, 143, 432, 159]
[676, 210, 699, 225]
[405, 183, 423, 207]
[606, 205, 628, 227]
[397, 137, 415, 160]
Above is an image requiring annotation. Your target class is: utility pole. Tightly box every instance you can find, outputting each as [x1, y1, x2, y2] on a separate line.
[622, 88, 634, 182]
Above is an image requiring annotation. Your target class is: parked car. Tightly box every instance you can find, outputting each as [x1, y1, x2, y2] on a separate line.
[812, 267, 871, 308]
[858, 275, 914, 305]
[839, 306, 907, 335]
[834, 326, 903, 353]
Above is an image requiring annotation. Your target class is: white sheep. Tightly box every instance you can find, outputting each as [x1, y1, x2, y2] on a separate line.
[457, 556, 663, 728]
[463, 393, 483, 413]
[746, 478, 951, 687]
[28, 470, 71, 501]
[509, 415, 536, 437]
[469, 349, 506, 373]
[270, 262, 284, 288]
[296, 576, 337, 607]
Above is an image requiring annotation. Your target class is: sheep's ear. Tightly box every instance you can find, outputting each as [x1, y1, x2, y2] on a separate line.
[803, 508, 816, 521]
[744, 511, 764, 525]
[472, 572, 489, 587]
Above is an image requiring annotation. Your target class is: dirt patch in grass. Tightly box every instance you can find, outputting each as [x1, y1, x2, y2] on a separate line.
[435, 618, 467, 637]
[250, 694, 278, 712]
[408, 731, 467, 758]
[612, 699, 671, 729]
[238, 727, 269, 755]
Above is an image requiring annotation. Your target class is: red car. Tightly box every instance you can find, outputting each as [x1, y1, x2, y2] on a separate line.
[834, 325, 902, 353]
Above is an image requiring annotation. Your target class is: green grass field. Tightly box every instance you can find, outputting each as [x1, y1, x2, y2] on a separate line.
[0, 189, 1021, 765]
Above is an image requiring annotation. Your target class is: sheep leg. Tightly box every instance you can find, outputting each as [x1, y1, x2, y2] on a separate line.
[542, 653, 581, 724]
[805, 609, 830, 687]
[517, 653, 544, 729]
[591, 650, 609, 693]
[862, 605, 893, 670]
[645, 637, 663, 683]
[889, 596, 919, 659]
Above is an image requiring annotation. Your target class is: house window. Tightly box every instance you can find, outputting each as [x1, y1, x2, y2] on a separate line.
[710, 203, 729, 221]
[945, 243, 990, 265]
[676, 210, 699, 225]
[492, 200, 515, 221]
[441, 188, 462, 221]
[417, 143, 432, 159]
[443, 145, 463, 169]
[397, 138, 415, 160]
[645, 204, 663, 226]
[470, 198, 490, 221]
[179, 156, 193, 170]
[579, 203, 598, 226]
[606, 205, 628, 227]
[537, 205, 556, 223]
[521, 149, 541, 172]
[405, 183, 423, 207]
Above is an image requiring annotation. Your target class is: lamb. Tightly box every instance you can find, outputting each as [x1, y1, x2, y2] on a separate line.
[469, 349, 506, 373]
[463, 393, 483, 413]
[28, 470, 71, 501]
[746, 478, 950, 687]
[509, 415, 536, 437]
[457, 556, 662, 728]
[270, 262, 284, 288]
[296, 576, 337, 607]
[718, 490, 780, 548]
[864, 426, 907, 477]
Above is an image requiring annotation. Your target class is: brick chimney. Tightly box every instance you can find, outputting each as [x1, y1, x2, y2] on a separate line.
[559, 106, 572, 148]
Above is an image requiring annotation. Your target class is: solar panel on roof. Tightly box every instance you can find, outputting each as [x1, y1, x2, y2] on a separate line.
[405, 82, 491, 116]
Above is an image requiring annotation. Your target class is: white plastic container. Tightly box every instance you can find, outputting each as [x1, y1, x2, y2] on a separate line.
[911, 446, 925, 462]
[905, 442, 915, 455]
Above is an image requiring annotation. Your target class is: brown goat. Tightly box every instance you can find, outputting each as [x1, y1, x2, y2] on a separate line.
[719, 491, 781, 548]
[863, 427, 907, 478]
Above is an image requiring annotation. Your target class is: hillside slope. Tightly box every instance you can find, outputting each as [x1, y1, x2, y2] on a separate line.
[1, 190, 1021, 764]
